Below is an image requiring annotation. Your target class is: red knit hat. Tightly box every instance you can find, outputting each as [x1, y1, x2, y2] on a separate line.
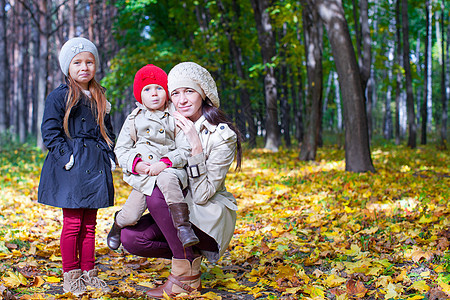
[133, 64, 169, 103]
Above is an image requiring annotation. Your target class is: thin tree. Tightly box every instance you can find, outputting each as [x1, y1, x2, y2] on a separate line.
[250, 0, 280, 152]
[359, 0, 372, 140]
[300, 0, 323, 161]
[441, 0, 448, 149]
[395, 0, 403, 145]
[315, 0, 375, 172]
[422, 0, 432, 145]
[0, 0, 7, 133]
[401, 0, 416, 148]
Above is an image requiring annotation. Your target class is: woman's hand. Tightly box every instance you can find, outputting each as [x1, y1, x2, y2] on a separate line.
[173, 111, 203, 155]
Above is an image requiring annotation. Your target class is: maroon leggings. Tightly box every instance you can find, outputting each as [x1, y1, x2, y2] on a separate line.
[60, 208, 97, 272]
[121, 187, 218, 262]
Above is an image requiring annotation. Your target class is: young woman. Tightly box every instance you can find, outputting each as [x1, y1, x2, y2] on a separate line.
[120, 61, 242, 298]
[38, 37, 115, 296]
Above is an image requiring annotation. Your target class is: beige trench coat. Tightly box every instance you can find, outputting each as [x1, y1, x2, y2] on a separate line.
[184, 115, 238, 263]
[114, 103, 190, 195]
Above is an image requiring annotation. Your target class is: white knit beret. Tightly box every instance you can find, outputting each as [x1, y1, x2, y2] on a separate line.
[59, 37, 99, 76]
[168, 62, 220, 108]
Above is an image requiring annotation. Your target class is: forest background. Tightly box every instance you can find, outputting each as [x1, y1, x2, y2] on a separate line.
[0, 0, 450, 299]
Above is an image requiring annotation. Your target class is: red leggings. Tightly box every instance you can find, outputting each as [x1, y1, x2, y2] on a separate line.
[61, 208, 97, 272]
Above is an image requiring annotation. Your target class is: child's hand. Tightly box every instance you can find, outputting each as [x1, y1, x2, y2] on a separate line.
[134, 161, 151, 174]
[145, 161, 167, 176]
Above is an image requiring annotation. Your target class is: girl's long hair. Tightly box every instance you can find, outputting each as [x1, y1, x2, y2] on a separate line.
[202, 99, 242, 170]
[63, 75, 113, 147]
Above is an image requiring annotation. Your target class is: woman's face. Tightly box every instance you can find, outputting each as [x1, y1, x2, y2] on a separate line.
[68, 52, 96, 90]
[170, 87, 203, 121]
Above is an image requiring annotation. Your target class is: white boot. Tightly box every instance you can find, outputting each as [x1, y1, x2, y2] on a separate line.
[63, 269, 86, 296]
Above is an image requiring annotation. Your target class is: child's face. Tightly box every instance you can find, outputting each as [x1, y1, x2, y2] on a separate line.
[141, 84, 167, 111]
[68, 52, 96, 90]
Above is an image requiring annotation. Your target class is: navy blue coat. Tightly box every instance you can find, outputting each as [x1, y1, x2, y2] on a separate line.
[38, 84, 115, 209]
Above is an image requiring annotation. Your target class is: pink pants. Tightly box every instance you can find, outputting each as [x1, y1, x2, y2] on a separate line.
[61, 208, 97, 272]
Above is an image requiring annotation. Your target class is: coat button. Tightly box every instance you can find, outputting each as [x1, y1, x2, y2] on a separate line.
[96, 144, 100, 148]
[148, 155, 153, 160]
[220, 125, 225, 130]
[147, 141, 151, 145]
[86, 170, 91, 174]
[204, 129, 208, 134]
[146, 129, 150, 133]
[81, 118, 86, 122]
[83, 144, 87, 147]
[159, 129, 164, 134]
[99, 170, 103, 174]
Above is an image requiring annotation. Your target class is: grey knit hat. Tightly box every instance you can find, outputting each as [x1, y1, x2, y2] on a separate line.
[59, 37, 99, 76]
[168, 62, 220, 108]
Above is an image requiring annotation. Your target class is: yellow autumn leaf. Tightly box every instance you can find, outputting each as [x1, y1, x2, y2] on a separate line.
[408, 280, 430, 293]
[303, 284, 325, 298]
[384, 282, 399, 299]
[49, 253, 62, 262]
[366, 266, 383, 276]
[323, 274, 347, 288]
[393, 269, 407, 283]
[284, 286, 302, 294]
[2, 271, 27, 288]
[201, 291, 222, 299]
[136, 281, 155, 288]
[437, 279, 450, 295]
[45, 276, 61, 283]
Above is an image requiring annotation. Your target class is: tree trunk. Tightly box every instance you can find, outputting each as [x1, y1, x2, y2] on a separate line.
[36, 0, 49, 150]
[359, 0, 372, 141]
[294, 67, 304, 143]
[69, 0, 75, 38]
[384, 45, 394, 140]
[280, 22, 291, 148]
[401, 0, 416, 148]
[300, 0, 323, 161]
[333, 71, 343, 132]
[0, 0, 7, 132]
[315, 0, 375, 172]
[441, 0, 448, 149]
[15, 3, 26, 142]
[422, 0, 432, 145]
[250, 0, 280, 152]
[394, 0, 402, 145]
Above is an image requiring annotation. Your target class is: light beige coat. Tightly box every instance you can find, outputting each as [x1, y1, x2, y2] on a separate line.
[184, 115, 238, 263]
[115, 103, 191, 195]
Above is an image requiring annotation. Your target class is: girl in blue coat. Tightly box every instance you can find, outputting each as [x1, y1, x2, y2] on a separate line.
[38, 37, 115, 296]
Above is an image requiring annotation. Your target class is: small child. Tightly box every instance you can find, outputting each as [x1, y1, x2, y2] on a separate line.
[107, 64, 199, 250]
[38, 37, 114, 296]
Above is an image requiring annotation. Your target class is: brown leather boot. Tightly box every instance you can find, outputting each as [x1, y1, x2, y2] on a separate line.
[169, 203, 199, 247]
[107, 211, 121, 250]
[146, 256, 202, 298]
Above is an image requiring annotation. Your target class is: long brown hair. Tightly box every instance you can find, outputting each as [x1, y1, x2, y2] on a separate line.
[63, 76, 113, 147]
[202, 99, 242, 170]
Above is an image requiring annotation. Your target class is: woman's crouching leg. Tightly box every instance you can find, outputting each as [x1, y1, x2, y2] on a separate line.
[121, 214, 173, 259]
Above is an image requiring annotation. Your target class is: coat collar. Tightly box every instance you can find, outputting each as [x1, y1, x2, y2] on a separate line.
[135, 102, 170, 120]
[195, 115, 216, 133]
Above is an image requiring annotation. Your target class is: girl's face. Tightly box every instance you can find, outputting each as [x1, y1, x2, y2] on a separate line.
[170, 87, 203, 121]
[141, 84, 167, 111]
[68, 52, 96, 90]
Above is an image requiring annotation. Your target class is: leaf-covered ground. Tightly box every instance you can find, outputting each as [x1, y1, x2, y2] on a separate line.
[0, 143, 449, 299]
